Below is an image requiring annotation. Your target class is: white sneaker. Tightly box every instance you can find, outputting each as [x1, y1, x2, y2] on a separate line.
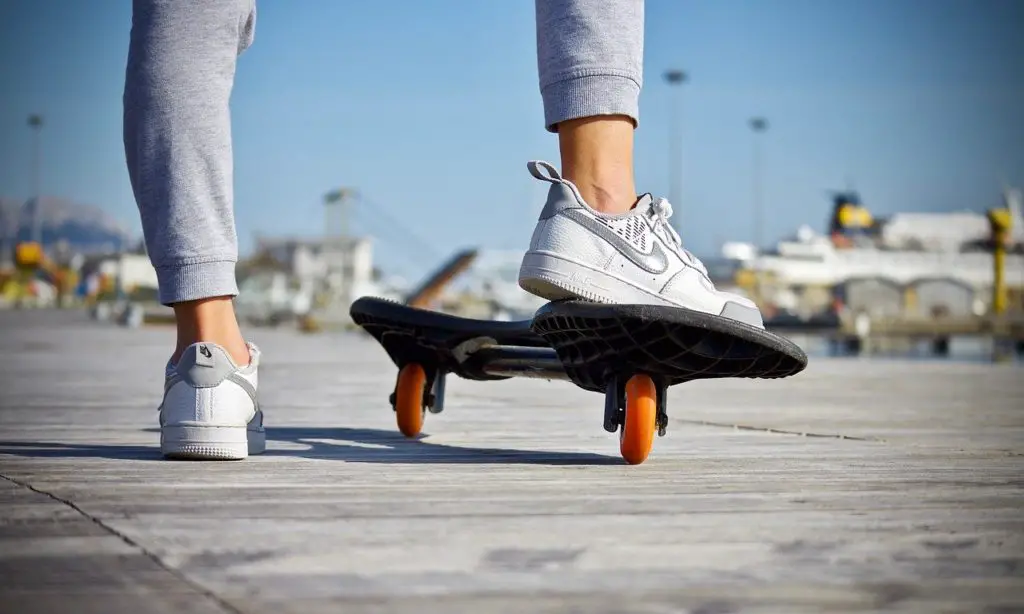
[159, 341, 265, 460]
[518, 160, 763, 328]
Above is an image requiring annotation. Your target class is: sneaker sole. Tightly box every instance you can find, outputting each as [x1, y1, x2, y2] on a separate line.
[519, 251, 680, 307]
[161, 425, 250, 460]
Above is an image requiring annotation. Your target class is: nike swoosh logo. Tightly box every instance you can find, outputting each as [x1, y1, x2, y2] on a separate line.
[562, 208, 670, 274]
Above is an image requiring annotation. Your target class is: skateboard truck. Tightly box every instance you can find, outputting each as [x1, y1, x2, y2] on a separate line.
[428, 371, 446, 414]
[602, 376, 623, 433]
[604, 373, 670, 437]
[389, 365, 446, 414]
[656, 382, 668, 437]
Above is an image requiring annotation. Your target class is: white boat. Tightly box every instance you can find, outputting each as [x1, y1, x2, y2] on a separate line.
[723, 187, 1024, 291]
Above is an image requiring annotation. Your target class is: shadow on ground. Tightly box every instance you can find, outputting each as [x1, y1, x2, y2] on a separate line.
[0, 426, 623, 466]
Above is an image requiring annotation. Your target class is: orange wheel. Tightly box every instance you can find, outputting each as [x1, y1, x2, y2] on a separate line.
[619, 374, 658, 465]
[394, 363, 427, 437]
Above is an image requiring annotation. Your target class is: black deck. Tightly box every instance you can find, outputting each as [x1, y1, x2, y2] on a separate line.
[349, 297, 550, 381]
[530, 300, 809, 392]
[351, 296, 808, 393]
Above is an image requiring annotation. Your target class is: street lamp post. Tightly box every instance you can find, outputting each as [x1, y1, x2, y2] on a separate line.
[748, 116, 768, 251]
[748, 116, 768, 306]
[323, 187, 358, 307]
[323, 187, 356, 242]
[663, 69, 687, 227]
[27, 114, 44, 246]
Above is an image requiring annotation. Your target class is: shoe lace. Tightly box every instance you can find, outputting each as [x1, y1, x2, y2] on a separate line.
[649, 198, 708, 277]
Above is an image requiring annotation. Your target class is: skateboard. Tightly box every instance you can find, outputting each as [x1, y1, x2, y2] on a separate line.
[350, 296, 808, 464]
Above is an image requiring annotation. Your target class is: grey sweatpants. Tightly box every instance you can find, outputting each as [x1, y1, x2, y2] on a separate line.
[124, 0, 644, 305]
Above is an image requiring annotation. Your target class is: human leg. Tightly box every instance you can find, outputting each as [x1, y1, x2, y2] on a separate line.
[123, 0, 255, 366]
[124, 0, 264, 459]
[521, 0, 764, 327]
[535, 0, 643, 214]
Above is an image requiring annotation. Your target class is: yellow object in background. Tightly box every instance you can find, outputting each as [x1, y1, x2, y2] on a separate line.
[903, 287, 917, 313]
[15, 242, 43, 268]
[837, 203, 873, 229]
[733, 268, 756, 289]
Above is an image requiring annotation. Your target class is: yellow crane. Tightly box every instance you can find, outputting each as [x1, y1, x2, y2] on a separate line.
[987, 207, 1012, 315]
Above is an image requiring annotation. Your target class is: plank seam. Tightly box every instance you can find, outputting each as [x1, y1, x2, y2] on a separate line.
[672, 419, 887, 442]
[0, 472, 246, 614]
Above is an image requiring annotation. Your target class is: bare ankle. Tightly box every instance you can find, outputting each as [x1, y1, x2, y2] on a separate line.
[557, 115, 637, 214]
[171, 296, 250, 366]
[567, 174, 637, 214]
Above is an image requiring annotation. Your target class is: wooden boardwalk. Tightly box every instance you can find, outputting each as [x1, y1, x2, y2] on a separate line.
[0, 309, 1022, 613]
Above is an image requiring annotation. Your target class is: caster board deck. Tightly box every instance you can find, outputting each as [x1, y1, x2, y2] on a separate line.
[350, 296, 808, 464]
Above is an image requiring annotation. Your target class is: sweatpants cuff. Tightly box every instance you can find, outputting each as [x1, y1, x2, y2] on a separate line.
[541, 73, 641, 133]
[155, 260, 238, 305]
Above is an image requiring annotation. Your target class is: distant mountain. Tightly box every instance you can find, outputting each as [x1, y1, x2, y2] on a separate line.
[0, 196, 133, 254]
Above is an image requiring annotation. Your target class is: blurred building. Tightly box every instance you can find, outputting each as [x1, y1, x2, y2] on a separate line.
[95, 253, 159, 293]
[251, 236, 375, 296]
[236, 235, 380, 325]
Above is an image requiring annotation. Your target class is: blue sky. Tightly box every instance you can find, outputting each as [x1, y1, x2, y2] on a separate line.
[1, 0, 1022, 279]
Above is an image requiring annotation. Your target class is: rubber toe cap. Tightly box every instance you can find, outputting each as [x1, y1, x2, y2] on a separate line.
[719, 298, 764, 329]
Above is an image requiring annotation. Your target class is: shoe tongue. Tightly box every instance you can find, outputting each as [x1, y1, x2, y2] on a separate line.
[632, 193, 654, 211]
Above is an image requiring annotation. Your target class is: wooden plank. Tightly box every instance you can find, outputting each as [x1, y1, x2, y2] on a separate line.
[0, 309, 1022, 613]
[0, 476, 232, 614]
